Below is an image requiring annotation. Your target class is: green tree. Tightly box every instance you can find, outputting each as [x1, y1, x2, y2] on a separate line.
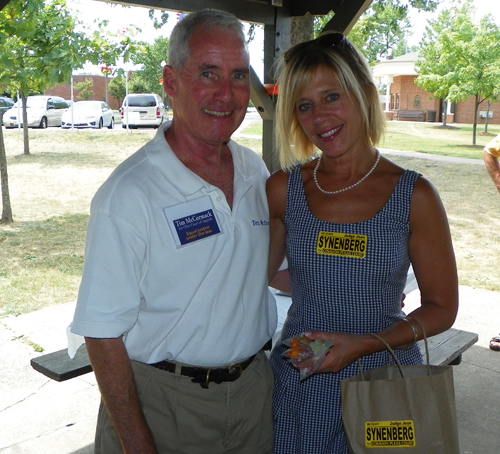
[349, 0, 411, 62]
[147, 8, 169, 30]
[128, 36, 169, 97]
[415, 0, 500, 143]
[0, 0, 139, 154]
[74, 77, 94, 100]
[315, 0, 440, 63]
[108, 75, 127, 105]
[0, 0, 141, 223]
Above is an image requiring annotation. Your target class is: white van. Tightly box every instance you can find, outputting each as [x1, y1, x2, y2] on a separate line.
[4, 95, 69, 129]
[120, 93, 167, 129]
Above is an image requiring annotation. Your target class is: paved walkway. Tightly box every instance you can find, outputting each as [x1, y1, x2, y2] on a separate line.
[0, 285, 499, 453]
[380, 147, 485, 165]
[0, 303, 97, 454]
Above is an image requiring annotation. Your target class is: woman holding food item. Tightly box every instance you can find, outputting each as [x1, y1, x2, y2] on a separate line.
[267, 33, 459, 453]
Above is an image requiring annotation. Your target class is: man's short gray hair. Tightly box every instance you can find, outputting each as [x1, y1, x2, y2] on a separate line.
[168, 9, 247, 70]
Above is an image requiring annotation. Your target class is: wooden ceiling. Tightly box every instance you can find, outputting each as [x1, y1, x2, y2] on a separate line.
[96, 0, 371, 32]
[0, 0, 371, 31]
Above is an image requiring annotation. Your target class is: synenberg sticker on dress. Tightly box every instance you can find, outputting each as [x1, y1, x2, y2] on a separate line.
[316, 232, 367, 258]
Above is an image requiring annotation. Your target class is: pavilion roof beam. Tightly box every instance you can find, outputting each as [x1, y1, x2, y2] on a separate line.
[96, 0, 278, 24]
[320, 0, 372, 35]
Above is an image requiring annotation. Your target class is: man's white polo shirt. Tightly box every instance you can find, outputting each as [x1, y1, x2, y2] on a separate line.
[72, 122, 277, 366]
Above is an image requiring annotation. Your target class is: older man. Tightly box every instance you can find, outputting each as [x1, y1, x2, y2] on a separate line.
[71, 10, 276, 454]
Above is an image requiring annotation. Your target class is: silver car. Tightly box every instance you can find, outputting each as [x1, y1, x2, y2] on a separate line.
[120, 93, 167, 129]
[0, 96, 14, 125]
[4, 95, 69, 129]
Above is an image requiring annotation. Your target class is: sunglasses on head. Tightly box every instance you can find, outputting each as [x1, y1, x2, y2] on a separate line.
[284, 33, 348, 64]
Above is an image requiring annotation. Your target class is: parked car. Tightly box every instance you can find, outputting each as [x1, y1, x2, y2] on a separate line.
[0, 96, 14, 124]
[3, 95, 69, 129]
[61, 101, 114, 129]
[120, 93, 167, 129]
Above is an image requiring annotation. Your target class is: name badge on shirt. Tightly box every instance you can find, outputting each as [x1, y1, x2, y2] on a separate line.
[164, 196, 222, 247]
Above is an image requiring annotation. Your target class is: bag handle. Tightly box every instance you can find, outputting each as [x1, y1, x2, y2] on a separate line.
[369, 333, 406, 378]
[407, 317, 431, 375]
[356, 334, 405, 379]
[357, 317, 430, 380]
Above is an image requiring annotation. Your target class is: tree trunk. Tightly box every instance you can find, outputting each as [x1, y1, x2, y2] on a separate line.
[291, 13, 314, 46]
[442, 99, 448, 127]
[472, 94, 479, 146]
[484, 100, 491, 133]
[0, 124, 14, 224]
[20, 88, 30, 155]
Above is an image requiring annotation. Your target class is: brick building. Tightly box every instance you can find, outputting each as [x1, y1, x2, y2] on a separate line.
[373, 52, 500, 125]
[45, 74, 122, 110]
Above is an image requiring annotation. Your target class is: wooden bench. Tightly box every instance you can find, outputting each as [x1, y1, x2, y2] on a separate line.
[31, 344, 92, 382]
[417, 327, 477, 366]
[30, 328, 478, 382]
[394, 110, 426, 121]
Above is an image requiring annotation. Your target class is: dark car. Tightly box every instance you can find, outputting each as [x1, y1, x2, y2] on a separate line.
[0, 96, 14, 124]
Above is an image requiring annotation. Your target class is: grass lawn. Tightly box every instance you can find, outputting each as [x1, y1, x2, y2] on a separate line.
[1, 121, 499, 318]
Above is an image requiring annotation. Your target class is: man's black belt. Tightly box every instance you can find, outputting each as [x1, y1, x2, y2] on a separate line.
[150, 354, 256, 389]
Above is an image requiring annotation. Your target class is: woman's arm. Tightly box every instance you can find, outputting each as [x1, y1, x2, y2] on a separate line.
[402, 176, 459, 333]
[270, 268, 291, 294]
[266, 170, 288, 285]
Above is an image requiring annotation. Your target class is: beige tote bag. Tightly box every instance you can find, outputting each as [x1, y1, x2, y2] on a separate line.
[341, 321, 459, 454]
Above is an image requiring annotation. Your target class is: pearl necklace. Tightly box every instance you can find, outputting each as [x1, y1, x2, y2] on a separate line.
[313, 149, 381, 195]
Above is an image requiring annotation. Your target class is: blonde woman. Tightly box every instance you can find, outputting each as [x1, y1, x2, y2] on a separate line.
[267, 33, 459, 453]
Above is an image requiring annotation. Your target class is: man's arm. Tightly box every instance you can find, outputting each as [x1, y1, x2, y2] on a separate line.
[85, 337, 158, 454]
[483, 150, 500, 195]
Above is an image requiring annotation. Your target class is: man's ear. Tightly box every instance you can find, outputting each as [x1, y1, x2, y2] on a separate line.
[163, 65, 176, 97]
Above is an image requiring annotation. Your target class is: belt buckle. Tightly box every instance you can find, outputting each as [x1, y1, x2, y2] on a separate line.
[198, 363, 243, 389]
[201, 369, 211, 389]
[228, 364, 243, 379]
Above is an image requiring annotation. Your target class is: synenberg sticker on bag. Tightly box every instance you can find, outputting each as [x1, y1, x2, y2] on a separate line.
[365, 421, 415, 448]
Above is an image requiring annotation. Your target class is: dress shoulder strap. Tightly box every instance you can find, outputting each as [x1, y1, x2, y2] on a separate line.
[382, 169, 421, 222]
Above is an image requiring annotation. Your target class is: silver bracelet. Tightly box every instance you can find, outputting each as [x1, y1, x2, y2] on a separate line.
[400, 317, 418, 347]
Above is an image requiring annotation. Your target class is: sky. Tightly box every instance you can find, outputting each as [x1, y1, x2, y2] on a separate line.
[67, 0, 500, 77]
[407, 0, 500, 46]
[67, 0, 265, 77]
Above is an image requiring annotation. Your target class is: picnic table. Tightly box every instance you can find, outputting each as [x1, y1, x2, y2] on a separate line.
[31, 290, 478, 382]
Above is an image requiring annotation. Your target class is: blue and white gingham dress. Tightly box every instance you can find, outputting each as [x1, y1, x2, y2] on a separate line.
[270, 167, 423, 454]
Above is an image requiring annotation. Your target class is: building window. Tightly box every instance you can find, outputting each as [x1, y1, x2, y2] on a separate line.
[390, 94, 395, 110]
[413, 95, 421, 108]
[396, 94, 400, 110]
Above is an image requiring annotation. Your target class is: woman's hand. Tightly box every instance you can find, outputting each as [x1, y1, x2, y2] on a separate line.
[302, 331, 373, 374]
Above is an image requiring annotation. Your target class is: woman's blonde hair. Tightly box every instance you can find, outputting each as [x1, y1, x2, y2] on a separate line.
[275, 33, 385, 170]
